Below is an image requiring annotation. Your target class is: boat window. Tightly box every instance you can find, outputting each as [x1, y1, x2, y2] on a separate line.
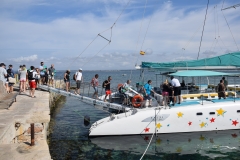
[196, 112, 203, 115]
[209, 112, 215, 115]
[237, 110, 240, 113]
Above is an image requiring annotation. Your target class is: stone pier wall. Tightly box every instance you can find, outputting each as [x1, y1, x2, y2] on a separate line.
[0, 88, 63, 159]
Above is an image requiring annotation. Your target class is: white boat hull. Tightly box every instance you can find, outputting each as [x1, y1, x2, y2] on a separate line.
[89, 100, 240, 136]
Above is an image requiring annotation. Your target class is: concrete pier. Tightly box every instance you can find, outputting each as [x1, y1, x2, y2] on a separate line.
[0, 89, 52, 160]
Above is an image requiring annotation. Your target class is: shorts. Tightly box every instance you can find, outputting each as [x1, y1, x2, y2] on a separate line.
[93, 86, 98, 93]
[162, 91, 169, 96]
[20, 78, 26, 82]
[76, 80, 81, 89]
[29, 81, 36, 89]
[105, 90, 111, 95]
[174, 87, 181, 96]
[64, 79, 70, 83]
[48, 75, 54, 80]
[144, 95, 152, 100]
[8, 83, 14, 87]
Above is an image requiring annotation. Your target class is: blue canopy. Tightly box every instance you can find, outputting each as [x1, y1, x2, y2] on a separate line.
[141, 52, 240, 71]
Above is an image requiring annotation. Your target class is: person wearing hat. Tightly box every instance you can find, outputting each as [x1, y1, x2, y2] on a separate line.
[170, 76, 181, 105]
[74, 68, 83, 95]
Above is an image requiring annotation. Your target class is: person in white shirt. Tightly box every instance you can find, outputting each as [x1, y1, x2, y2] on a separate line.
[0, 63, 8, 93]
[74, 68, 83, 95]
[170, 76, 181, 105]
[121, 80, 132, 105]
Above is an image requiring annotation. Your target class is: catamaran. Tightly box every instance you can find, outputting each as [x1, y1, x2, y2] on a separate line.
[88, 52, 240, 136]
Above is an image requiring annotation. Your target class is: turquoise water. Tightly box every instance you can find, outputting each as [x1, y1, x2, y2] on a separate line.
[48, 70, 240, 159]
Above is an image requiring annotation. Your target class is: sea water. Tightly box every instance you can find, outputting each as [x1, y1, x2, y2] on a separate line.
[48, 70, 240, 160]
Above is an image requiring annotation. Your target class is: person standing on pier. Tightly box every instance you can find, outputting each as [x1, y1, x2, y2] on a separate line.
[91, 74, 99, 99]
[48, 64, 56, 86]
[39, 62, 47, 85]
[64, 70, 70, 92]
[0, 63, 7, 92]
[74, 68, 83, 95]
[103, 76, 112, 102]
[28, 66, 37, 98]
[19, 64, 27, 93]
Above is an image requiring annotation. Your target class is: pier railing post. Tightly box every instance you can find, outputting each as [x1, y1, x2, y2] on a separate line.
[31, 123, 35, 146]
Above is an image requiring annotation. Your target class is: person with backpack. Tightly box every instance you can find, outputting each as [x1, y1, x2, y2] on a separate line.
[91, 74, 99, 99]
[74, 68, 83, 95]
[28, 66, 37, 98]
[7, 64, 15, 93]
[64, 70, 70, 92]
[103, 76, 112, 102]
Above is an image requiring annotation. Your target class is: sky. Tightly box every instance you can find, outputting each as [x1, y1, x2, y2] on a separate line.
[0, 0, 239, 70]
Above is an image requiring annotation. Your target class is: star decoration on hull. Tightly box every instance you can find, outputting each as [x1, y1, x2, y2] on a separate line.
[156, 123, 162, 129]
[188, 121, 192, 126]
[232, 120, 239, 126]
[216, 108, 226, 117]
[199, 122, 207, 128]
[177, 112, 184, 118]
[144, 127, 150, 132]
[210, 118, 215, 123]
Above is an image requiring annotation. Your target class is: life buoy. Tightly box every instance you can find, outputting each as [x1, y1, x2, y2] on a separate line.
[132, 94, 143, 108]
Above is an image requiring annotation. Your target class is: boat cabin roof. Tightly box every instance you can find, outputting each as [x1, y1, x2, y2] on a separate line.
[168, 70, 238, 77]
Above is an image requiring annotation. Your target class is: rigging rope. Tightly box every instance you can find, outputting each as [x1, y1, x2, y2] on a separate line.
[140, 133, 155, 160]
[221, 0, 240, 51]
[197, 0, 209, 60]
[66, 0, 132, 70]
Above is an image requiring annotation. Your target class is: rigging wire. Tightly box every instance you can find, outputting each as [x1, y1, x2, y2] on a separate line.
[134, 0, 149, 66]
[66, 0, 132, 70]
[221, 0, 240, 51]
[197, 0, 210, 60]
[81, 43, 110, 68]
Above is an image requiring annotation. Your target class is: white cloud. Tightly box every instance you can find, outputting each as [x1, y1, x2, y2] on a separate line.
[0, 1, 239, 70]
[10, 54, 38, 62]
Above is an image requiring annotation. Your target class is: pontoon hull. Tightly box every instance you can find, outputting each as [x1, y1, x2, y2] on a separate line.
[89, 101, 240, 136]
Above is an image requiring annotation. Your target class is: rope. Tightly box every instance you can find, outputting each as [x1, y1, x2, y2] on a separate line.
[81, 43, 110, 67]
[139, 132, 154, 160]
[197, 0, 209, 60]
[221, 1, 240, 51]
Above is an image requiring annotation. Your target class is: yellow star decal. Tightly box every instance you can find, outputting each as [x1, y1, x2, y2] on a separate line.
[156, 138, 161, 145]
[156, 123, 162, 129]
[176, 147, 182, 153]
[177, 112, 183, 118]
[216, 108, 226, 116]
[199, 122, 206, 128]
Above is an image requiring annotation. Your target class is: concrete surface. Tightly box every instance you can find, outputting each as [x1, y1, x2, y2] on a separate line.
[0, 89, 52, 160]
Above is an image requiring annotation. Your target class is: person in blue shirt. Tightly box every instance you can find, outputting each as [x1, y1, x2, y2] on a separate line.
[143, 80, 156, 107]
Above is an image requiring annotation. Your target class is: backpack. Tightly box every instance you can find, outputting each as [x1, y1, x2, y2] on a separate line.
[73, 74, 76, 81]
[28, 71, 34, 80]
[7, 69, 13, 78]
[73, 72, 78, 81]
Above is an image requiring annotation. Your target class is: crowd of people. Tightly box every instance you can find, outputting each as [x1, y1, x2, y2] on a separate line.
[1, 61, 230, 106]
[0, 62, 56, 98]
